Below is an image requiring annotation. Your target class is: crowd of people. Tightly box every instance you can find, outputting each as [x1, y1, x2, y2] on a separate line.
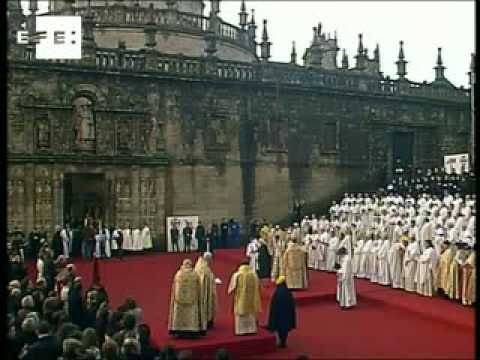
[8, 218, 154, 263]
[168, 218, 242, 253]
[7, 245, 242, 360]
[7, 165, 475, 359]
[387, 165, 475, 197]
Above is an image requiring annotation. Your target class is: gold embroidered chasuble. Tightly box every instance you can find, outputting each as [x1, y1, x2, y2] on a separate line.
[168, 260, 203, 333]
[283, 242, 308, 289]
[228, 265, 262, 335]
[194, 257, 217, 329]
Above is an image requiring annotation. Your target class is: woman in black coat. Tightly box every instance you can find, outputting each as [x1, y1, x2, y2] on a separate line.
[267, 276, 296, 348]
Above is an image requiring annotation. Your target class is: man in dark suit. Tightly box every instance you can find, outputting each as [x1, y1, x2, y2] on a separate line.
[170, 222, 180, 252]
[195, 221, 206, 253]
[183, 222, 193, 253]
[220, 219, 229, 249]
[20, 321, 61, 360]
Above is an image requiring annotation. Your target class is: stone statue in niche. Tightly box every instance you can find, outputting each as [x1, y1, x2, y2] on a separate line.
[36, 117, 50, 149]
[73, 97, 96, 150]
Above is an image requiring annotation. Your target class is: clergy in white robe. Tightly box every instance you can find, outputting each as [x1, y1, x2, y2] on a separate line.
[352, 239, 365, 275]
[376, 239, 391, 286]
[304, 232, 315, 269]
[336, 248, 357, 309]
[415, 241, 436, 297]
[368, 240, 382, 282]
[60, 227, 72, 258]
[142, 224, 153, 250]
[325, 231, 339, 272]
[122, 228, 133, 251]
[311, 232, 322, 270]
[318, 230, 329, 271]
[103, 228, 111, 258]
[132, 227, 143, 251]
[389, 238, 407, 289]
[403, 241, 420, 292]
[246, 238, 260, 272]
[357, 238, 373, 278]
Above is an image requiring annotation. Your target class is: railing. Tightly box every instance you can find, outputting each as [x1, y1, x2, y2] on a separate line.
[71, 6, 246, 48]
[14, 46, 469, 103]
[96, 49, 145, 71]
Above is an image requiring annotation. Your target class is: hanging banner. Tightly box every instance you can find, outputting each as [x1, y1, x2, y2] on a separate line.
[444, 153, 469, 174]
[166, 216, 199, 252]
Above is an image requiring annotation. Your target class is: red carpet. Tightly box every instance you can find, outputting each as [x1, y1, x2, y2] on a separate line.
[28, 250, 474, 359]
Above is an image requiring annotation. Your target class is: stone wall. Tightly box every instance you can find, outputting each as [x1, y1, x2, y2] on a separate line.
[7, 64, 470, 247]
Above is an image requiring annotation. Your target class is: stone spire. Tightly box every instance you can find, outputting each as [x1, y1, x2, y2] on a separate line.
[29, 0, 38, 13]
[434, 47, 446, 80]
[239, 0, 248, 29]
[260, 19, 271, 62]
[357, 33, 364, 54]
[342, 49, 349, 69]
[290, 41, 297, 64]
[396, 40, 407, 79]
[82, 4, 97, 66]
[211, 0, 220, 16]
[374, 43, 380, 62]
[247, 9, 257, 50]
[355, 33, 366, 69]
[469, 53, 476, 86]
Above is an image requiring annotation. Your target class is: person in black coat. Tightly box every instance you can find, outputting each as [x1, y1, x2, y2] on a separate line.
[20, 321, 62, 360]
[183, 222, 193, 253]
[28, 228, 42, 260]
[220, 219, 229, 249]
[68, 277, 85, 329]
[210, 222, 219, 251]
[51, 227, 63, 260]
[267, 276, 296, 348]
[138, 324, 159, 360]
[257, 239, 272, 280]
[195, 221, 206, 253]
[42, 251, 57, 293]
[9, 256, 28, 282]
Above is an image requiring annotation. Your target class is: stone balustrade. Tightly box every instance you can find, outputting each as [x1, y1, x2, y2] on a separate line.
[69, 6, 248, 49]
[15, 46, 469, 103]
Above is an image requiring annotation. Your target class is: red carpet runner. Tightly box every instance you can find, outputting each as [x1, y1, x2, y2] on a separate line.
[29, 250, 474, 359]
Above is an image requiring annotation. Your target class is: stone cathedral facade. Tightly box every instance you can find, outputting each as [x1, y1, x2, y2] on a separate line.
[7, 0, 472, 249]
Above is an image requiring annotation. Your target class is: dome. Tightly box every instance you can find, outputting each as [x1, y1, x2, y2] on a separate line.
[47, 0, 257, 63]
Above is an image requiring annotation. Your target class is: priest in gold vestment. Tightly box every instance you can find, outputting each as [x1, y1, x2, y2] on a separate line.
[435, 241, 455, 295]
[194, 252, 217, 329]
[168, 259, 205, 337]
[461, 246, 475, 306]
[283, 241, 308, 290]
[228, 259, 262, 335]
[446, 243, 469, 300]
